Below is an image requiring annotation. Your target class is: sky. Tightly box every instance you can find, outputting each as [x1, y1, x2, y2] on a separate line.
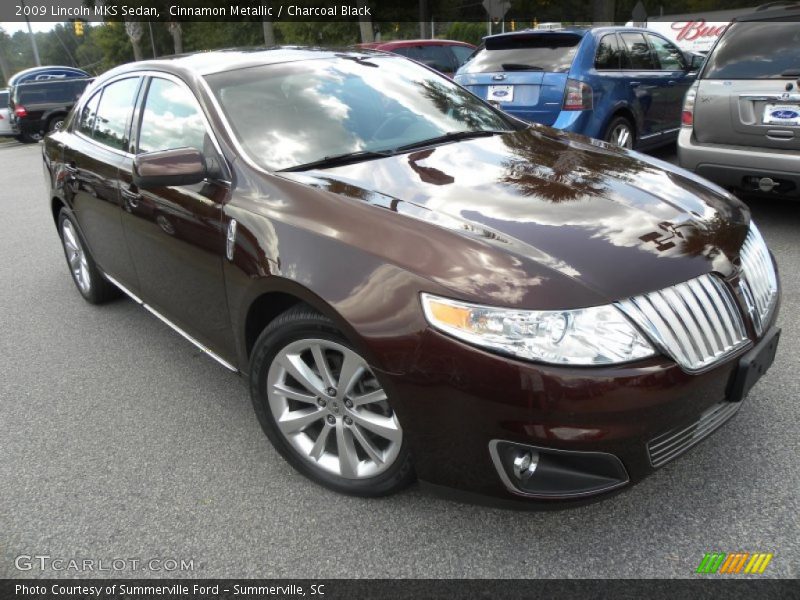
[1, 21, 59, 35]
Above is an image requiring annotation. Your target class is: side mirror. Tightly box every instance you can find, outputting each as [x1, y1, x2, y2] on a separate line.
[688, 54, 705, 71]
[133, 147, 207, 189]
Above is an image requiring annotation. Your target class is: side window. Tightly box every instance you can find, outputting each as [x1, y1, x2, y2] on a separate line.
[620, 32, 656, 70]
[420, 45, 457, 72]
[647, 34, 686, 71]
[76, 90, 101, 137]
[595, 34, 621, 70]
[451, 45, 475, 67]
[92, 77, 140, 151]
[138, 78, 206, 154]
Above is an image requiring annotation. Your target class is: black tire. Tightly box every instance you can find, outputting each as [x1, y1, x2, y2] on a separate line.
[19, 131, 42, 144]
[57, 210, 119, 304]
[249, 305, 415, 496]
[603, 115, 635, 149]
[47, 115, 66, 133]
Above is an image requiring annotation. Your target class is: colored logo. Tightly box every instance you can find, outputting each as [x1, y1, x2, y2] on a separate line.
[696, 552, 773, 574]
[493, 90, 509, 98]
[771, 109, 799, 120]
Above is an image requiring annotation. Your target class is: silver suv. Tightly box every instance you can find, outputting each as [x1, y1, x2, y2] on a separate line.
[678, 5, 800, 199]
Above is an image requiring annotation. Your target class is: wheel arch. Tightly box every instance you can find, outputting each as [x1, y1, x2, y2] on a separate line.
[602, 105, 638, 146]
[238, 278, 385, 375]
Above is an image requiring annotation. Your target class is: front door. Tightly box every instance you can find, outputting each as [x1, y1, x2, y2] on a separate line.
[119, 75, 235, 357]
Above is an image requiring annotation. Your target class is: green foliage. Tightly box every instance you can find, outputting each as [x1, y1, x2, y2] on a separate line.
[446, 22, 488, 46]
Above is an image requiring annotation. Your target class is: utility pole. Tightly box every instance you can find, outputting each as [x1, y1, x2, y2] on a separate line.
[20, 0, 42, 66]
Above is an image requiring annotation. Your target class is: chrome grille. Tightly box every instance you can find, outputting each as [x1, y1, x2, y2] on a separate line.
[739, 223, 778, 335]
[616, 274, 749, 373]
[648, 401, 741, 468]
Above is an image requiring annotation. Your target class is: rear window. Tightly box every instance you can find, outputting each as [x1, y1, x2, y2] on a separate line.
[703, 22, 800, 79]
[0, 91, 8, 106]
[15, 79, 90, 105]
[464, 33, 581, 73]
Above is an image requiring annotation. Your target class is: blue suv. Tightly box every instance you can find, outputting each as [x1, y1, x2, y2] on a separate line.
[455, 27, 703, 150]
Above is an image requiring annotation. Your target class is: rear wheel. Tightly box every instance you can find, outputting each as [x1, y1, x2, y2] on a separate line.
[47, 115, 66, 133]
[19, 131, 42, 143]
[57, 211, 119, 304]
[604, 116, 635, 149]
[250, 306, 415, 496]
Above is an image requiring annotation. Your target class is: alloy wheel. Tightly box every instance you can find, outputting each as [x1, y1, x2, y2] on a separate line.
[609, 123, 633, 149]
[267, 338, 402, 480]
[61, 219, 91, 293]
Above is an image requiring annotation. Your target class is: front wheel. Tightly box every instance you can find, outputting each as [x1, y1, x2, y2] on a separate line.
[603, 116, 635, 149]
[250, 306, 415, 496]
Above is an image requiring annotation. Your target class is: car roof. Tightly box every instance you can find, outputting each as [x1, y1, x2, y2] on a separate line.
[360, 39, 475, 49]
[101, 47, 392, 80]
[735, 2, 800, 21]
[482, 25, 664, 43]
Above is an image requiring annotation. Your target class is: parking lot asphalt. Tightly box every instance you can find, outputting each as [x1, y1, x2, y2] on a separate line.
[0, 141, 798, 579]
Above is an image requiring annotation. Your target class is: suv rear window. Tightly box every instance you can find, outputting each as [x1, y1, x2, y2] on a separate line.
[465, 33, 581, 73]
[14, 79, 91, 105]
[703, 22, 800, 79]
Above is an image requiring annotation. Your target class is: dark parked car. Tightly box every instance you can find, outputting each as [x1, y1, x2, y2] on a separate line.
[356, 39, 476, 77]
[7, 65, 89, 86]
[11, 77, 92, 142]
[456, 27, 703, 149]
[43, 49, 780, 506]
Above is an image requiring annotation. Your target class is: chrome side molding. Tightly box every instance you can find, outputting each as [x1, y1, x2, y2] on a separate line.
[102, 272, 238, 373]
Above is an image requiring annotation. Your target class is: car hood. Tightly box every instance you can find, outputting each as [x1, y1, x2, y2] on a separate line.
[280, 127, 750, 303]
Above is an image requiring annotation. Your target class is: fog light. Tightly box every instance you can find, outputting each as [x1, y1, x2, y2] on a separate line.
[512, 451, 539, 481]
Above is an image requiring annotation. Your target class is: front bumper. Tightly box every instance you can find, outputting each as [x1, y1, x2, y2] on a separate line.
[678, 128, 800, 198]
[377, 324, 774, 507]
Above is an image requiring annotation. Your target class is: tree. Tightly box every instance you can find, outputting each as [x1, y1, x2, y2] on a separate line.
[0, 28, 12, 84]
[358, 1, 374, 43]
[124, 20, 143, 62]
[168, 21, 183, 55]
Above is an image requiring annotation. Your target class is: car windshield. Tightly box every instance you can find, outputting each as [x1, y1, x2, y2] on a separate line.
[703, 22, 800, 79]
[204, 55, 515, 171]
[462, 33, 582, 73]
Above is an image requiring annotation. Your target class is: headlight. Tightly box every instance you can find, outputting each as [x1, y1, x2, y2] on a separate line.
[421, 293, 656, 366]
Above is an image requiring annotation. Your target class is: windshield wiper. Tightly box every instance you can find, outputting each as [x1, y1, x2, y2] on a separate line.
[282, 149, 394, 172]
[501, 63, 544, 71]
[394, 130, 507, 152]
[780, 68, 800, 77]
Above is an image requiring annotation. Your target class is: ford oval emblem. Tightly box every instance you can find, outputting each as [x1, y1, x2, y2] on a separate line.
[771, 109, 799, 119]
[494, 90, 508, 97]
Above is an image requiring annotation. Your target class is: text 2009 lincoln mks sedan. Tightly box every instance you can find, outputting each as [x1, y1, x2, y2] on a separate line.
[43, 49, 780, 506]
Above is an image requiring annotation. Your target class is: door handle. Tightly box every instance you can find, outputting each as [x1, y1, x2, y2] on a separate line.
[667, 80, 677, 86]
[629, 81, 641, 88]
[120, 186, 141, 209]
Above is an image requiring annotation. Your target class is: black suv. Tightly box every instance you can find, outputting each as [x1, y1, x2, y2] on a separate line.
[10, 78, 92, 143]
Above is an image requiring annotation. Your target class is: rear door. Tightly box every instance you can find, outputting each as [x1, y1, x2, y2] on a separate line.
[646, 32, 694, 135]
[618, 31, 669, 139]
[63, 77, 142, 290]
[694, 21, 800, 151]
[454, 32, 582, 126]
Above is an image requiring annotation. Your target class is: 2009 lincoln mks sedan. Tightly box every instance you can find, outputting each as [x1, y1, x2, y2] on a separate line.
[43, 48, 781, 506]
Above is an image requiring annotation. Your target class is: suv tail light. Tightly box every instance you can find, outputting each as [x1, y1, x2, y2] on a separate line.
[14, 105, 28, 118]
[681, 87, 697, 127]
[563, 79, 593, 111]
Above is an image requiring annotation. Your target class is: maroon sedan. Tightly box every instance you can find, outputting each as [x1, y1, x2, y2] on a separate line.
[356, 39, 475, 76]
[42, 49, 780, 506]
